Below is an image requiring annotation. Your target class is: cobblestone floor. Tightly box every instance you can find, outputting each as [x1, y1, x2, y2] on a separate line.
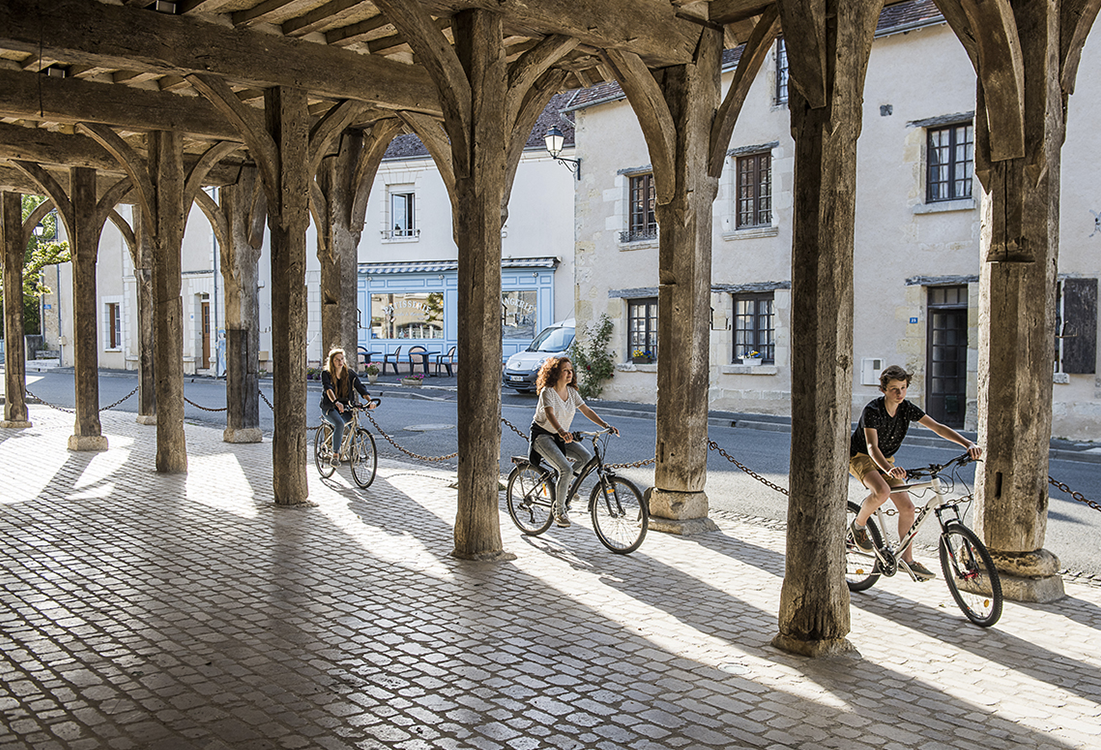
[1, 406, 1099, 750]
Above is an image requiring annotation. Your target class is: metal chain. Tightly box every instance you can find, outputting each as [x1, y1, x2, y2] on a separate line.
[707, 439, 789, 496]
[364, 410, 457, 462]
[501, 416, 529, 441]
[259, 389, 274, 411]
[1049, 475, 1101, 512]
[183, 396, 226, 412]
[25, 386, 138, 414]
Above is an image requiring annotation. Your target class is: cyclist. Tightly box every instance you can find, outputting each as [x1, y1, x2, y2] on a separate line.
[529, 356, 618, 527]
[320, 347, 375, 467]
[848, 364, 982, 581]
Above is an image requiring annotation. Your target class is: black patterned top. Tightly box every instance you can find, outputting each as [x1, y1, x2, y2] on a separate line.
[850, 397, 925, 458]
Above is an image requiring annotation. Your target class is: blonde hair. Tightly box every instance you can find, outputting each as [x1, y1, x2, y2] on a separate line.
[325, 347, 350, 400]
[325, 347, 346, 373]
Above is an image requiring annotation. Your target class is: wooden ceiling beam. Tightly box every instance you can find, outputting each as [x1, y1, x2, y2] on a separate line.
[282, 0, 364, 37]
[0, 69, 241, 140]
[0, 0, 442, 115]
[708, 0, 774, 26]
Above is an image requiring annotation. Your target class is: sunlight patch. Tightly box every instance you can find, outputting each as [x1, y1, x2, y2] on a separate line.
[186, 453, 259, 518]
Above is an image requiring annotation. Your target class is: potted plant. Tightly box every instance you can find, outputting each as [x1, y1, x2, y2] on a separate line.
[631, 348, 654, 364]
[365, 363, 379, 384]
[400, 372, 425, 386]
[742, 350, 763, 366]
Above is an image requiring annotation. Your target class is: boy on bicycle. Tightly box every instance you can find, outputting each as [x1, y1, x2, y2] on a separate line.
[848, 364, 982, 581]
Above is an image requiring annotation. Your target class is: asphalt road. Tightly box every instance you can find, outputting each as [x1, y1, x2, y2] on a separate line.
[17, 367, 1101, 578]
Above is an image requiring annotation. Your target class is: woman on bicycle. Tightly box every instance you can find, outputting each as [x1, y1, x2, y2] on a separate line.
[320, 347, 374, 467]
[529, 356, 618, 527]
[848, 364, 982, 580]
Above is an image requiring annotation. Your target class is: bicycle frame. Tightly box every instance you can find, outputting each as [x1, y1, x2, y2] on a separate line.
[558, 431, 618, 510]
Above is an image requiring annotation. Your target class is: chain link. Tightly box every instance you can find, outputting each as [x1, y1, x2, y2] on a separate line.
[259, 389, 274, 412]
[184, 396, 227, 412]
[364, 410, 457, 462]
[707, 439, 790, 496]
[1049, 475, 1101, 512]
[500, 416, 529, 441]
[25, 386, 138, 414]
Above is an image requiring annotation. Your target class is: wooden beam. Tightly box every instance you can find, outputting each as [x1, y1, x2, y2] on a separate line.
[958, 0, 1025, 161]
[1060, 0, 1101, 97]
[0, 69, 241, 140]
[777, 0, 827, 109]
[0, 0, 441, 115]
[282, 0, 364, 37]
[709, 0, 774, 25]
[0, 121, 121, 171]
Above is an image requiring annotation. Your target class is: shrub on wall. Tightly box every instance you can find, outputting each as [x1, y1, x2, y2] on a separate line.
[569, 314, 615, 400]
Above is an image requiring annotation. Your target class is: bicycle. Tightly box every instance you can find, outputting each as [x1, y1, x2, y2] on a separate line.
[314, 399, 380, 489]
[845, 451, 1003, 627]
[505, 428, 649, 554]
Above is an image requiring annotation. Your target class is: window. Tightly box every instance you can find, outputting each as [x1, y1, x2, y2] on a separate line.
[501, 290, 538, 340]
[775, 39, 788, 105]
[733, 293, 774, 362]
[106, 302, 121, 350]
[371, 292, 444, 339]
[736, 152, 772, 229]
[390, 190, 416, 238]
[927, 123, 973, 202]
[1056, 278, 1097, 374]
[628, 298, 658, 361]
[622, 173, 657, 243]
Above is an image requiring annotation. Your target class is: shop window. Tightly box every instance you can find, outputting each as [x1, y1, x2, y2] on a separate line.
[621, 173, 657, 243]
[927, 123, 973, 203]
[1057, 278, 1097, 374]
[389, 190, 416, 238]
[775, 39, 788, 105]
[736, 152, 772, 229]
[733, 293, 774, 362]
[628, 298, 658, 361]
[502, 290, 538, 340]
[371, 292, 444, 339]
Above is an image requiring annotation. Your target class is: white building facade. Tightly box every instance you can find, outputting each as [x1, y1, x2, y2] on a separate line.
[568, 1, 1100, 441]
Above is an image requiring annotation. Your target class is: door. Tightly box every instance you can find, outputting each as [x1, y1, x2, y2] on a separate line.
[201, 301, 211, 370]
[926, 286, 968, 428]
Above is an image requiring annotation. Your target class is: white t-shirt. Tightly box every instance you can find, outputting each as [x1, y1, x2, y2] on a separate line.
[534, 386, 586, 433]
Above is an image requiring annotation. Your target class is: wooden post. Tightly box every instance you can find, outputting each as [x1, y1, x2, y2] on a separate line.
[130, 212, 156, 424]
[220, 169, 263, 444]
[772, 0, 884, 657]
[1, 191, 31, 428]
[266, 86, 311, 505]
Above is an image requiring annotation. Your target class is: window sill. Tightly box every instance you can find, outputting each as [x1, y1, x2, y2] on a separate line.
[618, 239, 659, 251]
[722, 225, 779, 241]
[912, 198, 975, 215]
[616, 362, 657, 373]
[722, 364, 779, 375]
[382, 236, 420, 244]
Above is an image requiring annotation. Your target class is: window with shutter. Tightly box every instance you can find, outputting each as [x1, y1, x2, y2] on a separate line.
[1058, 278, 1097, 374]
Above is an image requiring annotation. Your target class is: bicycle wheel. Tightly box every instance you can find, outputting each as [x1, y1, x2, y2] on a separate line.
[314, 424, 336, 478]
[506, 465, 555, 535]
[590, 475, 647, 554]
[845, 501, 882, 592]
[939, 522, 1003, 627]
[349, 429, 378, 488]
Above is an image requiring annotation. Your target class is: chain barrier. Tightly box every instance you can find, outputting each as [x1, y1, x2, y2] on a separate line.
[500, 416, 529, 441]
[707, 439, 790, 496]
[184, 396, 226, 412]
[1049, 475, 1101, 513]
[25, 386, 139, 414]
[364, 410, 457, 462]
[259, 388, 274, 412]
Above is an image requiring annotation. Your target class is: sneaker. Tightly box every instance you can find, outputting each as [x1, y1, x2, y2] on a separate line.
[554, 513, 571, 528]
[849, 520, 874, 553]
[903, 560, 937, 582]
[330, 455, 340, 468]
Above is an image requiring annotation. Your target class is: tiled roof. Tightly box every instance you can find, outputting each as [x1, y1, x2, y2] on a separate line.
[568, 0, 945, 112]
[383, 91, 576, 161]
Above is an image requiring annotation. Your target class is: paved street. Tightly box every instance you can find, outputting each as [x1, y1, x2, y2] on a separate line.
[1, 405, 1100, 749]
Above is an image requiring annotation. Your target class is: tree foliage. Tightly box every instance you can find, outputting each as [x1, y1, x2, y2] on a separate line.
[569, 313, 616, 400]
[0, 195, 71, 336]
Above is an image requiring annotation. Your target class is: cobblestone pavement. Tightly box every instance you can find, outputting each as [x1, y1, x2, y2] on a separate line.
[1, 406, 1099, 750]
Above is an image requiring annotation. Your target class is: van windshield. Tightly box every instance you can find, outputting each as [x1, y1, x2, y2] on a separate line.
[528, 326, 575, 352]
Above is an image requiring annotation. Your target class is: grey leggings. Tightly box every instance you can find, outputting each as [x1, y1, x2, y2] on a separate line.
[532, 434, 594, 515]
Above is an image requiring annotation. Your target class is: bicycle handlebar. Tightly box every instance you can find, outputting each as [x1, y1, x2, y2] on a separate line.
[907, 450, 980, 478]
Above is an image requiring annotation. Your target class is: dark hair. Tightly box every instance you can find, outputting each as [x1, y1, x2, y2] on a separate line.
[535, 356, 577, 393]
[879, 364, 913, 390]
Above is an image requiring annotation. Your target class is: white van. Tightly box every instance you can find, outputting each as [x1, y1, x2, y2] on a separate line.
[501, 319, 575, 393]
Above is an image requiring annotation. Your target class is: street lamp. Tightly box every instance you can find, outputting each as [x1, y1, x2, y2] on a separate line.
[543, 126, 581, 180]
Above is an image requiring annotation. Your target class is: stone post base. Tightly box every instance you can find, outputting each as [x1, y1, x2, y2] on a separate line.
[68, 434, 109, 452]
[136, 414, 157, 425]
[771, 633, 858, 658]
[645, 487, 719, 535]
[990, 548, 1065, 603]
[0, 420, 32, 429]
[224, 427, 263, 443]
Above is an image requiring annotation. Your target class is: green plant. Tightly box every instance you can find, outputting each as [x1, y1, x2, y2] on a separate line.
[569, 313, 616, 400]
[365, 364, 379, 376]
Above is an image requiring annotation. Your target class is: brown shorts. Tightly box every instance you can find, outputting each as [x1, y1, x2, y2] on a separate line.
[849, 453, 904, 487]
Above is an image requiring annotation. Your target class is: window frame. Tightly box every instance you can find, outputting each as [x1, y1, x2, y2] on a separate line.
[627, 298, 659, 362]
[732, 292, 775, 363]
[623, 173, 658, 243]
[105, 301, 121, 351]
[775, 39, 788, 106]
[926, 122, 974, 203]
[735, 151, 773, 230]
[388, 189, 417, 239]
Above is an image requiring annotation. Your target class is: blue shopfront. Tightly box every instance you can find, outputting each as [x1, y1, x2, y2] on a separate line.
[357, 257, 560, 369]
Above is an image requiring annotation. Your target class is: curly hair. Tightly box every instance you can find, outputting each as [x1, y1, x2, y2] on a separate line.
[535, 356, 577, 393]
[879, 364, 913, 389]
